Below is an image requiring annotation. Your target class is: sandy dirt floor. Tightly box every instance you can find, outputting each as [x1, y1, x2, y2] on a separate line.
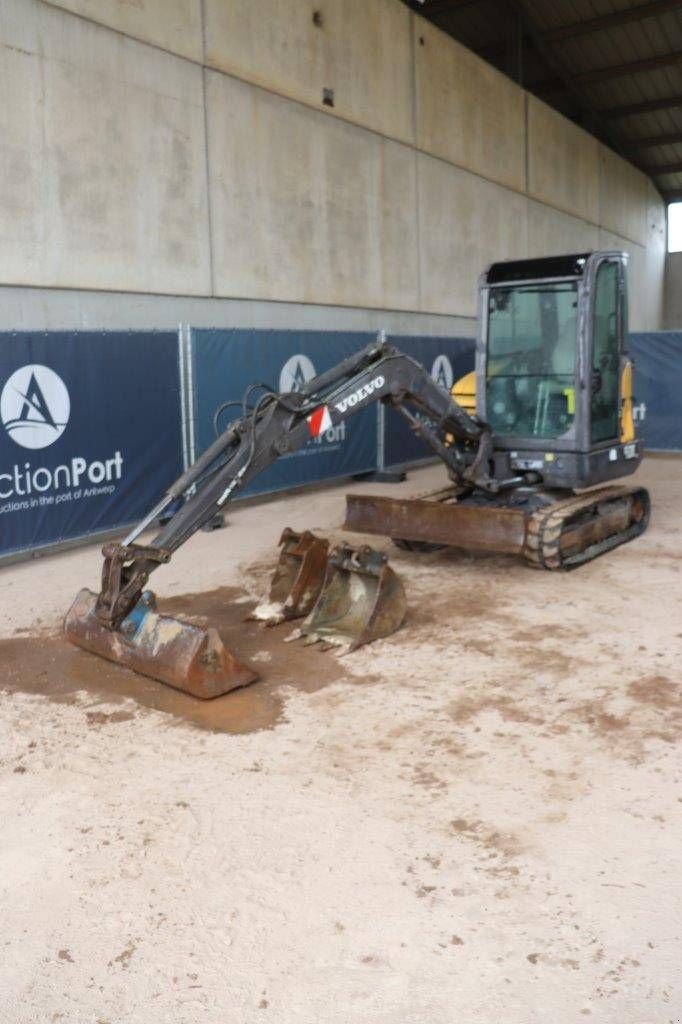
[0, 456, 680, 1023]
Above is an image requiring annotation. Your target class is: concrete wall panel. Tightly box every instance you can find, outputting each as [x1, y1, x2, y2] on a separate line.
[415, 22, 525, 193]
[0, 285, 476, 336]
[527, 201, 599, 258]
[598, 228, 648, 332]
[204, 0, 414, 145]
[206, 73, 419, 310]
[598, 145, 649, 246]
[527, 98, 599, 224]
[0, 0, 666, 329]
[0, 9, 46, 286]
[664, 252, 682, 329]
[43, 0, 203, 62]
[418, 155, 528, 317]
[0, 0, 210, 295]
[644, 183, 666, 331]
[599, 185, 666, 332]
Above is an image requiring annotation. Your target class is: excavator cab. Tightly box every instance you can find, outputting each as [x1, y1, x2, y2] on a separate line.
[346, 251, 648, 571]
[473, 251, 641, 490]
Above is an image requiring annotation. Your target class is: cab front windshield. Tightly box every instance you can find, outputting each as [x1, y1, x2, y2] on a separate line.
[486, 281, 578, 440]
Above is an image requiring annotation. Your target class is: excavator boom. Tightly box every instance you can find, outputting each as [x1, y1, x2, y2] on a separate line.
[65, 336, 494, 695]
[91, 338, 494, 631]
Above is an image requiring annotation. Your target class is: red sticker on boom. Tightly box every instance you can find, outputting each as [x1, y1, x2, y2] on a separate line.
[306, 405, 332, 438]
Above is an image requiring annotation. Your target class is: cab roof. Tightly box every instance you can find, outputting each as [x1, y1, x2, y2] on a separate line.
[485, 253, 591, 285]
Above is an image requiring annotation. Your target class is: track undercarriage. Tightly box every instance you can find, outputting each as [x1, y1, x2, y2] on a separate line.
[344, 483, 650, 570]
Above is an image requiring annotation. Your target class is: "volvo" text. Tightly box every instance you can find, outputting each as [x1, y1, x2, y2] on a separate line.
[334, 375, 386, 414]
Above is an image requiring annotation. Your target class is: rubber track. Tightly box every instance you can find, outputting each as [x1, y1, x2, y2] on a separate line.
[524, 485, 650, 571]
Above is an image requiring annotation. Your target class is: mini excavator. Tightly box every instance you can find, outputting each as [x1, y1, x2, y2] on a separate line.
[345, 250, 649, 567]
[66, 251, 649, 697]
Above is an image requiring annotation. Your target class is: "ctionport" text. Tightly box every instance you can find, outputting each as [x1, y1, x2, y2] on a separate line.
[0, 451, 123, 500]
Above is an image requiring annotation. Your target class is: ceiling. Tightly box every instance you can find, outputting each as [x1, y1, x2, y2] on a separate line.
[404, 0, 682, 203]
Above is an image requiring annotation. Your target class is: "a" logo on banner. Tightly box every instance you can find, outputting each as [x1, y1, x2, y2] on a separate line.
[431, 355, 454, 392]
[279, 354, 317, 394]
[1, 365, 71, 450]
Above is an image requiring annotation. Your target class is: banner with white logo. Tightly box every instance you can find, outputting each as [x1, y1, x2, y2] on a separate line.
[190, 329, 378, 495]
[0, 332, 183, 557]
[380, 336, 476, 469]
[629, 333, 682, 452]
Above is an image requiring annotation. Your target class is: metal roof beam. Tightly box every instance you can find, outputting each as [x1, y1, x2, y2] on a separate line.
[646, 161, 682, 175]
[501, 0, 600, 116]
[433, 1, 682, 62]
[499, 0, 635, 164]
[415, 0, 482, 14]
[545, 0, 682, 42]
[602, 93, 682, 118]
[627, 131, 682, 150]
[536, 50, 682, 93]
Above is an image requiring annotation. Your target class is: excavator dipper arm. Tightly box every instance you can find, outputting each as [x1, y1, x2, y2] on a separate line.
[94, 338, 494, 629]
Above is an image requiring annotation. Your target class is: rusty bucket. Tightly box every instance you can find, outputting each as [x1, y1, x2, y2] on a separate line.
[250, 528, 329, 626]
[65, 588, 258, 699]
[291, 543, 406, 651]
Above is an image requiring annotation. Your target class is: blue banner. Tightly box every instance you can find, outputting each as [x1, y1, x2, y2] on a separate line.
[0, 332, 183, 557]
[381, 336, 476, 468]
[630, 333, 682, 452]
[190, 329, 378, 496]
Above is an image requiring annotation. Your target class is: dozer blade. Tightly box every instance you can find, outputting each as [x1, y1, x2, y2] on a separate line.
[65, 589, 258, 700]
[291, 543, 406, 651]
[345, 490, 527, 554]
[250, 528, 329, 625]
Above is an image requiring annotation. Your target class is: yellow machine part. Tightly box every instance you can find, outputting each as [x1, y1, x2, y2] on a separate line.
[450, 365, 636, 443]
[445, 370, 476, 446]
[620, 359, 635, 443]
[452, 370, 476, 414]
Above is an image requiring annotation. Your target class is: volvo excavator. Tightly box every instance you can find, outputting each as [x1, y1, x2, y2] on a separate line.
[66, 251, 649, 698]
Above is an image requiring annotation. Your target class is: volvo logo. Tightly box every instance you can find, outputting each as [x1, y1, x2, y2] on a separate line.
[1, 365, 71, 450]
[334, 375, 385, 414]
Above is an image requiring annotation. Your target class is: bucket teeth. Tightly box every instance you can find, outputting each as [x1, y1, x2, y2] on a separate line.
[65, 588, 258, 700]
[293, 543, 406, 651]
[250, 528, 329, 625]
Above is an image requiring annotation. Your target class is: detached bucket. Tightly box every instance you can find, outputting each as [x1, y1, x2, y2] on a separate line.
[293, 544, 406, 651]
[65, 589, 258, 699]
[250, 528, 329, 625]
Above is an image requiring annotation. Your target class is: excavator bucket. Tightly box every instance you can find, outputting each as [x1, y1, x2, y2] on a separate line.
[65, 589, 258, 699]
[250, 528, 329, 625]
[291, 543, 406, 651]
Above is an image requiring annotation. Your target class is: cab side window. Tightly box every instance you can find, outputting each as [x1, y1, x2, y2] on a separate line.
[591, 261, 620, 443]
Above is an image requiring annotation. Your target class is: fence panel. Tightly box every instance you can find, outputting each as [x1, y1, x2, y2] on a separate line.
[190, 329, 378, 497]
[630, 332, 682, 452]
[0, 331, 183, 557]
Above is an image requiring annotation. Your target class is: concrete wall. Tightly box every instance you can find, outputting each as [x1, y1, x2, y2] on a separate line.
[42, 0, 203, 61]
[418, 156, 527, 318]
[204, 0, 414, 145]
[0, 0, 210, 295]
[205, 72, 419, 310]
[414, 22, 525, 193]
[0, 0, 666, 333]
[599, 146, 649, 248]
[527, 98, 600, 225]
[664, 252, 682, 328]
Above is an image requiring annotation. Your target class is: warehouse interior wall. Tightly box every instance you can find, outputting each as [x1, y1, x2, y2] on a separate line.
[0, 0, 667, 334]
[664, 252, 682, 328]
